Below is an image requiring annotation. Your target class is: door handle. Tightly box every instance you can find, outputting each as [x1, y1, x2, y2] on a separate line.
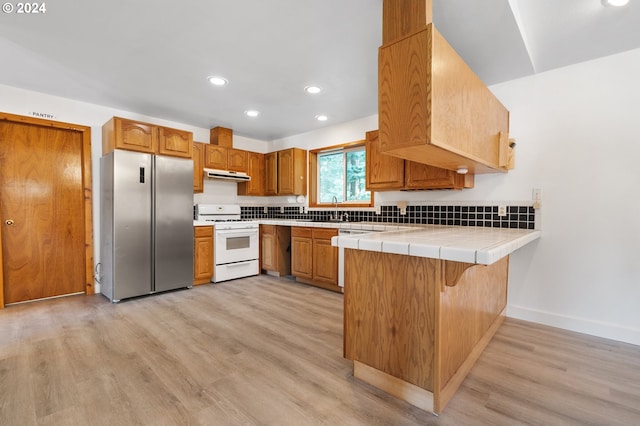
[4, 219, 14, 225]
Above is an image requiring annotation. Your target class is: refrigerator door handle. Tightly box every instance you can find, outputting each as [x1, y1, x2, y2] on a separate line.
[139, 167, 145, 183]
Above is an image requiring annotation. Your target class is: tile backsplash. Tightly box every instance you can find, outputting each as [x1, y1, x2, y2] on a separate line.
[241, 204, 536, 230]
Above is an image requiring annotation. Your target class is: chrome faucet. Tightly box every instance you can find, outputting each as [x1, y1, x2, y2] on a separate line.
[332, 196, 339, 220]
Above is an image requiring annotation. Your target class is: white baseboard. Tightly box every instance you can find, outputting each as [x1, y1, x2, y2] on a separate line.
[507, 304, 640, 347]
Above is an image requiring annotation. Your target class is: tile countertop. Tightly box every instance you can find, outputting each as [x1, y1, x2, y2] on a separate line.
[191, 219, 540, 265]
[192, 219, 406, 230]
[330, 225, 541, 265]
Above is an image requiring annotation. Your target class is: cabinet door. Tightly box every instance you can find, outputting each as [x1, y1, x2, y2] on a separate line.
[277, 149, 294, 195]
[238, 151, 264, 196]
[261, 225, 276, 271]
[193, 226, 213, 284]
[193, 142, 205, 193]
[204, 145, 227, 169]
[277, 148, 306, 195]
[227, 148, 248, 172]
[405, 161, 465, 189]
[365, 130, 405, 190]
[159, 126, 193, 158]
[114, 117, 158, 154]
[312, 229, 338, 285]
[264, 152, 278, 195]
[291, 236, 313, 279]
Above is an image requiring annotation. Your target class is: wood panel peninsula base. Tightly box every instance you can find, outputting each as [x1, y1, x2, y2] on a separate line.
[344, 249, 509, 414]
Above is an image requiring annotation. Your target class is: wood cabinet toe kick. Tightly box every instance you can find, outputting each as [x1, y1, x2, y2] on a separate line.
[343, 249, 509, 414]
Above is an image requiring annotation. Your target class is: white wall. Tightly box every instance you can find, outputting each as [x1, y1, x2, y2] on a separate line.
[271, 49, 640, 345]
[0, 84, 270, 288]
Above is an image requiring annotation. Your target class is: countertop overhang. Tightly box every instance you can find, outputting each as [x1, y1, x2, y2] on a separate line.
[331, 225, 540, 265]
[193, 219, 540, 264]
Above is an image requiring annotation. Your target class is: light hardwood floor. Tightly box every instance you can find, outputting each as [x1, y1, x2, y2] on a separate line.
[1, 275, 639, 425]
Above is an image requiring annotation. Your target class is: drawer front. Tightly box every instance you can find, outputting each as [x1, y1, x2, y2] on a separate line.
[194, 226, 213, 237]
[291, 227, 312, 238]
[261, 224, 276, 235]
[214, 260, 259, 283]
[312, 228, 338, 240]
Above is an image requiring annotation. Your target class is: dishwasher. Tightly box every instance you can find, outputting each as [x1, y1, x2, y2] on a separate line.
[338, 228, 380, 287]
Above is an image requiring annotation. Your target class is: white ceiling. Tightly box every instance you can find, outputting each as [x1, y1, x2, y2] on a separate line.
[1, 0, 639, 141]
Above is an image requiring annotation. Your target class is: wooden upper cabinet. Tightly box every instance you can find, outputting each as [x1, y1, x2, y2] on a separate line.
[204, 145, 227, 169]
[366, 129, 473, 190]
[405, 161, 473, 189]
[378, 23, 511, 174]
[103, 117, 157, 155]
[277, 148, 306, 196]
[366, 130, 404, 190]
[238, 151, 264, 196]
[210, 126, 233, 147]
[264, 152, 278, 195]
[227, 148, 248, 173]
[203, 145, 248, 172]
[158, 126, 193, 158]
[193, 142, 205, 193]
[102, 117, 193, 158]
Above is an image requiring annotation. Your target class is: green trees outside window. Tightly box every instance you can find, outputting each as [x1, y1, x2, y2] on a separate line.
[318, 147, 370, 203]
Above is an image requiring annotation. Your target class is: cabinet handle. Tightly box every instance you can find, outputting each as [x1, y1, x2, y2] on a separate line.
[4, 219, 14, 226]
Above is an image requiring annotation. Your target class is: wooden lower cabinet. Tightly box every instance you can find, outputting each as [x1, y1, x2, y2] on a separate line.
[260, 225, 291, 276]
[193, 226, 213, 285]
[291, 227, 339, 292]
[291, 228, 313, 279]
[344, 250, 509, 414]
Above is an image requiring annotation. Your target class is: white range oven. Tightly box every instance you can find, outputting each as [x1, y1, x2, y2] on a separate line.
[195, 204, 259, 283]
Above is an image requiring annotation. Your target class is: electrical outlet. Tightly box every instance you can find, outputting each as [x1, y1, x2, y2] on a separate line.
[299, 206, 304, 213]
[375, 205, 381, 215]
[397, 201, 407, 216]
[280, 206, 284, 213]
[263, 206, 268, 214]
[532, 188, 542, 209]
[498, 205, 507, 217]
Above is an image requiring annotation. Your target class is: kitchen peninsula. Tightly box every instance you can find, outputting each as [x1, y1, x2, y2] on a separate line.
[332, 226, 540, 414]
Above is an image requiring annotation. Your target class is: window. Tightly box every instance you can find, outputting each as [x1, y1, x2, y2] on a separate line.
[313, 144, 371, 205]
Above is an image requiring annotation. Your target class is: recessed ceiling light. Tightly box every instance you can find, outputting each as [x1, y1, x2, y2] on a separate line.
[245, 110, 260, 117]
[207, 76, 228, 86]
[315, 115, 328, 122]
[602, 0, 629, 6]
[305, 85, 322, 94]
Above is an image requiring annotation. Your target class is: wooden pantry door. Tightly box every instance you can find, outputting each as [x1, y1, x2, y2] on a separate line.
[0, 113, 94, 306]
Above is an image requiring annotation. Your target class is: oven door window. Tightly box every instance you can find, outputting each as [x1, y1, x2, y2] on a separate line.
[226, 235, 250, 250]
[215, 229, 259, 265]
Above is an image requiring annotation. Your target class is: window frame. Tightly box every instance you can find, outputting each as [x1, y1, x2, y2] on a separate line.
[308, 140, 374, 208]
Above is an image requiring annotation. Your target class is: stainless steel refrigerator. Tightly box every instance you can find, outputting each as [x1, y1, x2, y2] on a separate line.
[100, 149, 194, 302]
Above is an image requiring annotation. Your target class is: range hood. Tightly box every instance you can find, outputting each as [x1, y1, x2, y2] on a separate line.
[378, 0, 512, 174]
[203, 168, 251, 182]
